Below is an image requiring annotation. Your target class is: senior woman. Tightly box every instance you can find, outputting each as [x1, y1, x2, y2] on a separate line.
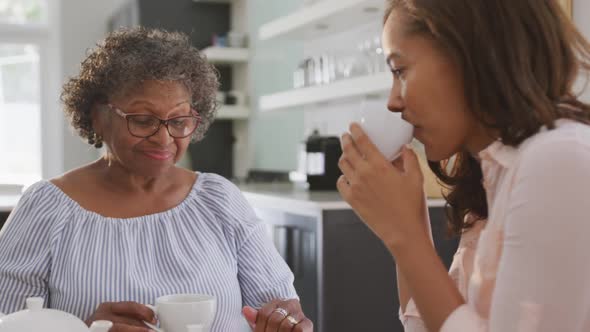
[0, 27, 312, 332]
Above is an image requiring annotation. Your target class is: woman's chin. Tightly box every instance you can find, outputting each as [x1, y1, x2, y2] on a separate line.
[423, 145, 455, 163]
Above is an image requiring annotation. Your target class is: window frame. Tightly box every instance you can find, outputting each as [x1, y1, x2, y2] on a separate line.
[0, 0, 63, 187]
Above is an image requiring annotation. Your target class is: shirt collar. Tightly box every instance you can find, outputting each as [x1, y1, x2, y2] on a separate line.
[477, 139, 518, 169]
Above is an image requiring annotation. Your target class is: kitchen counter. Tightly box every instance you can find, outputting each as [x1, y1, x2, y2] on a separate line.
[239, 182, 456, 332]
[0, 195, 18, 229]
[0, 184, 24, 213]
[0, 183, 447, 215]
[0, 195, 19, 213]
[239, 182, 446, 216]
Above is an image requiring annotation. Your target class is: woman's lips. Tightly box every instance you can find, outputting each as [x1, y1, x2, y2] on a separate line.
[142, 150, 173, 161]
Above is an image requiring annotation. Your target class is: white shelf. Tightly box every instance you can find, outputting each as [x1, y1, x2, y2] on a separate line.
[202, 47, 249, 64]
[258, 0, 384, 41]
[216, 105, 250, 119]
[260, 72, 390, 112]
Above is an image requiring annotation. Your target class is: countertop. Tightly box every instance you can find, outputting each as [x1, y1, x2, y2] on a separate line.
[0, 195, 20, 213]
[0, 183, 447, 214]
[0, 184, 24, 212]
[239, 182, 446, 215]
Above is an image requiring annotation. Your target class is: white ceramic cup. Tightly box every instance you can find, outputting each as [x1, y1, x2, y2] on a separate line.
[356, 97, 414, 161]
[146, 294, 216, 332]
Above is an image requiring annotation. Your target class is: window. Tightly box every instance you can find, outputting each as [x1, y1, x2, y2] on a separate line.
[0, 0, 47, 24]
[0, 43, 41, 185]
[0, 0, 60, 188]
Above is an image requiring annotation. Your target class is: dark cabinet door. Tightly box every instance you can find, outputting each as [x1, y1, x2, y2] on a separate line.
[321, 207, 459, 332]
[189, 120, 235, 179]
[0, 212, 9, 230]
[273, 222, 318, 327]
[256, 208, 320, 329]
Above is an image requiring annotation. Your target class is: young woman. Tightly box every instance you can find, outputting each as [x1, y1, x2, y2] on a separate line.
[338, 1, 590, 331]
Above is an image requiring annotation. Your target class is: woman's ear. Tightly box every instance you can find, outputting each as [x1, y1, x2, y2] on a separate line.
[90, 104, 105, 135]
[87, 104, 107, 149]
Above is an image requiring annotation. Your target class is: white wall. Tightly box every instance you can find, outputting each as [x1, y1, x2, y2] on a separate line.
[574, 0, 590, 42]
[574, 0, 590, 102]
[59, 0, 130, 171]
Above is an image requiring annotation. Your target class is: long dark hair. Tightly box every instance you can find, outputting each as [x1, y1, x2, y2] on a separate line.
[384, 0, 590, 235]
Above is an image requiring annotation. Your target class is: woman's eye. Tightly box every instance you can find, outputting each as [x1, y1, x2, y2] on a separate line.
[391, 68, 406, 79]
[132, 116, 156, 127]
[170, 119, 188, 127]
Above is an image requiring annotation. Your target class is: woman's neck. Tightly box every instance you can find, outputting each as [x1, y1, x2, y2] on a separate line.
[93, 157, 173, 194]
[465, 127, 499, 160]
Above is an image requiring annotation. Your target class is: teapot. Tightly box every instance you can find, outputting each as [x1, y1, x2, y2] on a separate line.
[0, 297, 112, 332]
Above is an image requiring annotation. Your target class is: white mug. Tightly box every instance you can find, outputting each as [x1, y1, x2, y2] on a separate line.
[145, 294, 216, 332]
[356, 97, 414, 160]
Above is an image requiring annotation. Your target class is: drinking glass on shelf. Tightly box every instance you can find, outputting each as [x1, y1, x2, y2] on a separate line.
[293, 60, 306, 89]
[304, 57, 317, 87]
[372, 34, 386, 73]
[319, 54, 336, 85]
[357, 39, 374, 76]
[335, 55, 355, 80]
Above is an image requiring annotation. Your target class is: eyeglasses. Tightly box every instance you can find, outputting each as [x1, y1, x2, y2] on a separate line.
[105, 103, 201, 139]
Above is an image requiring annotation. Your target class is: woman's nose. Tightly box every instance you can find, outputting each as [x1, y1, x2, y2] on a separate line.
[387, 82, 404, 113]
[149, 123, 174, 144]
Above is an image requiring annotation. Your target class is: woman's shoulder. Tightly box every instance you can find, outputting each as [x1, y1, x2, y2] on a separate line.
[19, 180, 61, 205]
[511, 120, 590, 172]
[191, 172, 258, 228]
[520, 119, 590, 155]
[504, 119, 590, 201]
[193, 172, 245, 201]
[7, 180, 73, 230]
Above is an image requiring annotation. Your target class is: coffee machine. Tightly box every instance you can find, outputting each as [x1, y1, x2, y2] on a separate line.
[305, 130, 342, 191]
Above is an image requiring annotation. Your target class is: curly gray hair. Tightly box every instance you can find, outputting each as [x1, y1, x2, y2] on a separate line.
[61, 27, 220, 144]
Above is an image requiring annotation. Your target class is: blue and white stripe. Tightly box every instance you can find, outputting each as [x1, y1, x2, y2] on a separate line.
[0, 173, 297, 331]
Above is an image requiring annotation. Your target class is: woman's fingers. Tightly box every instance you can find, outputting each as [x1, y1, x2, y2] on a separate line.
[349, 122, 384, 164]
[242, 306, 258, 329]
[401, 145, 423, 180]
[109, 302, 155, 323]
[292, 318, 313, 332]
[340, 133, 364, 168]
[254, 300, 281, 332]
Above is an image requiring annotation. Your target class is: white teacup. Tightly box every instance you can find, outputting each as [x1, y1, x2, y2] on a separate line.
[356, 97, 414, 161]
[146, 294, 216, 332]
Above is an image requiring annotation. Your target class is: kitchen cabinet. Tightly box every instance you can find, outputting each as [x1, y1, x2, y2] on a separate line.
[241, 183, 458, 332]
[0, 212, 9, 230]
